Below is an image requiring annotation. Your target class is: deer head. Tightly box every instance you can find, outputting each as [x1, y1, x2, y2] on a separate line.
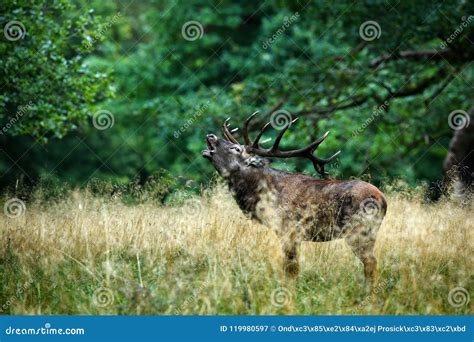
[202, 111, 341, 177]
[202, 133, 257, 178]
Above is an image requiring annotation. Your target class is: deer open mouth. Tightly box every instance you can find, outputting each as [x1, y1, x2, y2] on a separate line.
[202, 134, 216, 160]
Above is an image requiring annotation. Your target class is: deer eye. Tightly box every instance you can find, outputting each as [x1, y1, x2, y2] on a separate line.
[230, 145, 242, 153]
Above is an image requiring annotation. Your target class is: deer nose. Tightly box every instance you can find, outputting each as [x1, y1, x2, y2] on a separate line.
[206, 134, 217, 142]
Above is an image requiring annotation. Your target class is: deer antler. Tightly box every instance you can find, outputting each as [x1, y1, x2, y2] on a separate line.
[222, 118, 240, 144]
[223, 112, 340, 177]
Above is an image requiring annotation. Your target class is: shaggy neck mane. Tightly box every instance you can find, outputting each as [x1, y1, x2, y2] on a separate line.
[226, 166, 274, 219]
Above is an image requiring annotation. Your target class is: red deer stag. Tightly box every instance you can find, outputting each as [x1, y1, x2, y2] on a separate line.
[202, 112, 387, 290]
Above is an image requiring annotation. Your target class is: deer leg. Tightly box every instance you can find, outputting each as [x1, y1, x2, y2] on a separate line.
[282, 240, 300, 277]
[278, 225, 301, 278]
[345, 231, 377, 292]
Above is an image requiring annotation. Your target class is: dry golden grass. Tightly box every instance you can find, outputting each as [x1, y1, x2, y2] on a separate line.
[0, 185, 472, 315]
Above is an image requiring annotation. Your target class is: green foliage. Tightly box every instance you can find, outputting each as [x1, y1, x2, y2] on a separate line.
[0, 0, 112, 142]
[1, 0, 473, 188]
[85, 170, 177, 204]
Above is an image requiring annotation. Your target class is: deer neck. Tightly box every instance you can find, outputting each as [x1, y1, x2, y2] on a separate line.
[226, 166, 275, 220]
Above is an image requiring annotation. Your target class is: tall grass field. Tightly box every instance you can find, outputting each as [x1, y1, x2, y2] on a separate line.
[1, 185, 472, 315]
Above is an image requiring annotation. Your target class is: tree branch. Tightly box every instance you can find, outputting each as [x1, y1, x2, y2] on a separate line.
[388, 72, 445, 98]
[368, 48, 465, 69]
[293, 96, 369, 117]
[333, 41, 368, 61]
[292, 69, 448, 123]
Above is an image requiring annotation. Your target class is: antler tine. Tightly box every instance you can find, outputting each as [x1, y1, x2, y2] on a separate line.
[289, 131, 330, 155]
[308, 150, 341, 177]
[308, 131, 329, 152]
[242, 111, 259, 145]
[320, 149, 341, 163]
[253, 122, 271, 148]
[301, 133, 339, 178]
[271, 118, 299, 152]
[222, 118, 240, 144]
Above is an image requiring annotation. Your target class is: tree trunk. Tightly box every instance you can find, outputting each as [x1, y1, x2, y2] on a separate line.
[442, 105, 474, 201]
